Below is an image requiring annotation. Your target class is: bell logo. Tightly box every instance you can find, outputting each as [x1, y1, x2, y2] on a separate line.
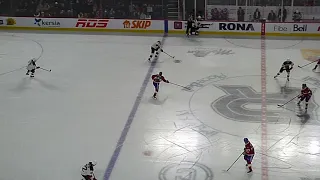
[123, 20, 151, 29]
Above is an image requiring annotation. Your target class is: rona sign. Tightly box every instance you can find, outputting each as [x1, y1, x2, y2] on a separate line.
[219, 23, 255, 31]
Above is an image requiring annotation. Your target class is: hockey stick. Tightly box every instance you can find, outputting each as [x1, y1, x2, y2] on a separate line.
[170, 82, 191, 90]
[39, 67, 51, 72]
[224, 152, 243, 172]
[163, 51, 175, 59]
[298, 59, 318, 68]
[0, 66, 26, 76]
[277, 94, 299, 107]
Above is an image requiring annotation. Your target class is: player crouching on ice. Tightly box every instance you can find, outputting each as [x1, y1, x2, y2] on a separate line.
[297, 83, 312, 112]
[26, 58, 40, 77]
[274, 58, 294, 81]
[243, 138, 254, 173]
[151, 72, 169, 99]
[81, 161, 97, 180]
[148, 41, 163, 61]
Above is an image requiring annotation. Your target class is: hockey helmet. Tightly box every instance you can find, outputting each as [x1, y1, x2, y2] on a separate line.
[157, 41, 161, 44]
[302, 83, 307, 88]
[89, 161, 97, 166]
[244, 138, 249, 143]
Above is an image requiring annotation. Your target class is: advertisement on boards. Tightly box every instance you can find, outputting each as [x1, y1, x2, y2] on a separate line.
[75, 19, 109, 28]
[273, 25, 288, 32]
[293, 24, 307, 32]
[34, 18, 60, 27]
[6, 18, 16, 25]
[219, 22, 255, 31]
[123, 20, 151, 29]
[173, 21, 183, 29]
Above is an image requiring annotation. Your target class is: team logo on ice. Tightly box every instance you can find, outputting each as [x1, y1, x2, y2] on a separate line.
[187, 48, 235, 57]
[211, 85, 318, 123]
[159, 161, 213, 180]
[300, 49, 320, 61]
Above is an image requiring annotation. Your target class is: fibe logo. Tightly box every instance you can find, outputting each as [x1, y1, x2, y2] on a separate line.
[219, 23, 254, 31]
[273, 25, 288, 31]
[293, 24, 307, 32]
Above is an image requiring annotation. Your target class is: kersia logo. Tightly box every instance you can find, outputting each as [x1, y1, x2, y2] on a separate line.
[34, 18, 60, 27]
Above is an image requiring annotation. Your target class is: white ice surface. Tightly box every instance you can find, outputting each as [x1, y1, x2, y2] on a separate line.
[0, 32, 320, 180]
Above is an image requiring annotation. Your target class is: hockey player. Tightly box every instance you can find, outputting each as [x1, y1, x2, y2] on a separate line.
[186, 15, 193, 36]
[148, 41, 163, 61]
[151, 72, 169, 99]
[312, 56, 320, 71]
[81, 161, 97, 180]
[243, 138, 254, 173]
[297, 83, 312, 112]
[191, 18, 201, 35]
[274, 58, 294, 81]
[26, 58, 39, 77]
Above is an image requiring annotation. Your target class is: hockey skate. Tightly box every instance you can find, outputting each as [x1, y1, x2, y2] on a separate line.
[247, 169, 252, 173]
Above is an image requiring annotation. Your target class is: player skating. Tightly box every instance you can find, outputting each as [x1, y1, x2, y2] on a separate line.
[312, 56, 320, 71]
[148, 41, 163, 61]
[81, 161, 97, 180]
[151, 72, 169, 99]
[274, 58, 294, 81]
[297, 83, 312, 112]
[243, 138, 254, 173]
[26, 58, 40, 77]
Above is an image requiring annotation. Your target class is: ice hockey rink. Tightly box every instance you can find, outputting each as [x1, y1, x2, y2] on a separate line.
[1, 31, 320, 180]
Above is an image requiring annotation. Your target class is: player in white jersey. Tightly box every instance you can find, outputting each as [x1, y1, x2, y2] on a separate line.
[81, 161, 97, 180]
[26, 58, 39, 77]
[148, 41, 163, 61]
[274, 58, 294, 81]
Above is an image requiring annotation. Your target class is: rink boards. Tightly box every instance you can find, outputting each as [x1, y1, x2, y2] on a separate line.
[0, 16, 320, 36]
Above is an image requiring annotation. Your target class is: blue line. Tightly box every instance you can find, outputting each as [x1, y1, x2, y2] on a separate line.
[103, 33, 167, 180]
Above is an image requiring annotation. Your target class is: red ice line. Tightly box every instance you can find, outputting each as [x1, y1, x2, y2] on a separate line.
[260, 22, 268, 180]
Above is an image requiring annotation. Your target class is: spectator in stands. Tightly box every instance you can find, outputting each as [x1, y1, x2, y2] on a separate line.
[278, 7, 287, 22]
[292, 9, 302, 22]
[210, 8, 219, 20]
[220, 8, 228, 21]
[267, 10, 277, 22]
[253, 8, 261, 22]
[237, 7, 245, 21]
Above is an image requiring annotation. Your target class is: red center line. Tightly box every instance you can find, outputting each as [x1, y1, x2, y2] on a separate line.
[260, 21, 268, 180]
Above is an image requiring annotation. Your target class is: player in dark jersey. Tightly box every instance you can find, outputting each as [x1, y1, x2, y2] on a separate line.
[274, 58, 294, 81]
[312, 56, 320, 71]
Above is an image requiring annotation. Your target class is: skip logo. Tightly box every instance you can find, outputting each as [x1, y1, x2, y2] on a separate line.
[219, 23, 254, 31]
[293, 24, 307, 32]
[34, 18, 60, 27]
